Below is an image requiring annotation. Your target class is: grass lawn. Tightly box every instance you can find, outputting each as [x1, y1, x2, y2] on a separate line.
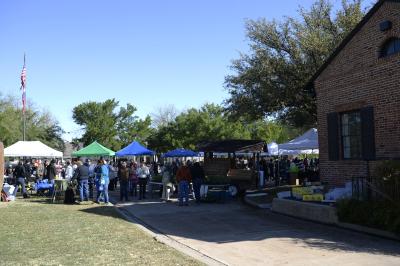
[0, 198, 202, 266]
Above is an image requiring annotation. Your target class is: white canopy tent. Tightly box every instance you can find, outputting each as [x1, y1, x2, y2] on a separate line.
[278, 149, 319, 155]
[4, 141, 63, 158]
[278, 128, 319, 152]
[266, 142, 279, 156]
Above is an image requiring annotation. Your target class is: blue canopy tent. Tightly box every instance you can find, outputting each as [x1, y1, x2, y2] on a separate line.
[162, 148, 198, 158]
[115, 141, 155, 156]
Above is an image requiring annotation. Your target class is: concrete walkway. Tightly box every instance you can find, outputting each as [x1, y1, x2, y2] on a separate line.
[109, 192, 400, 266]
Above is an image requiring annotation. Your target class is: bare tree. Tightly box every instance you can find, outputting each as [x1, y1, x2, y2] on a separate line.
[151, 104, 179, 128]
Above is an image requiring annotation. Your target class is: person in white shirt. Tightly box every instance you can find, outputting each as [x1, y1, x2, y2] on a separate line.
[137, 162, 150, 200]
[65, 161, 74, 181]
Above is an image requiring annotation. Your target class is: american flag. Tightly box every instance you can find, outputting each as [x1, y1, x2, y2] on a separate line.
[20, 54, 26, 113]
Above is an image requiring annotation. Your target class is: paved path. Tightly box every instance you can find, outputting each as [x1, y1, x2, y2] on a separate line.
[110, 193, 400, 266]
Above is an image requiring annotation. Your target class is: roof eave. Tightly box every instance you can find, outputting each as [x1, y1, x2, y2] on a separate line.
[308, 0, 392, 88]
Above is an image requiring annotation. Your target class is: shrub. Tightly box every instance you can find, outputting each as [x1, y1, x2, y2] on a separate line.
[373, 160, 400, 201]
[337, 198, 400, 234]
[374, 160, 400, 182]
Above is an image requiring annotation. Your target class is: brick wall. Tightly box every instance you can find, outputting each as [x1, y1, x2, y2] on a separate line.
[315, 1, 400, 187]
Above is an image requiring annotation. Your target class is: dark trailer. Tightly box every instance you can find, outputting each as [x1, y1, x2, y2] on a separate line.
[197, 139, 266, 194]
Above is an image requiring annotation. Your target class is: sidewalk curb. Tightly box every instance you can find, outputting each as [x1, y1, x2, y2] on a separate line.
[111, 200, 228, 266]
[243, 196, 272, 209]
[336, 222, 400, 242]
[269, 199, 400, 242]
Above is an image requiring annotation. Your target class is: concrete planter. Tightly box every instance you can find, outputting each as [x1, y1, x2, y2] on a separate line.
[272, 198, 400, 241]
[272, 198, 338, 224]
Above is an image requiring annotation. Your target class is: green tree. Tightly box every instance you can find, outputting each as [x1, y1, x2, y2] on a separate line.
[0, 94, 65, 151]
[72, 99, 152, 150]
[244, 120, 302, 144]
[224, 0, 364, 127]
[147, 103, 297, 152]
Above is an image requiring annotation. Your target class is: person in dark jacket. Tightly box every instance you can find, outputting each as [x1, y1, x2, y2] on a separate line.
[14, 161, 29, 198]
[46, 159, 57, 181]
[94, 160, 103, 202]
[43, 160, 49, 180]
[75, 161, 90, 202]
[190, 162, 205, 203]
[23, 160, 32, 180]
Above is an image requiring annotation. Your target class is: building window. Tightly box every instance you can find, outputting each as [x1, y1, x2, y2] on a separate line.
[341, 111, 362, 159]
[380, 38, 400, 57]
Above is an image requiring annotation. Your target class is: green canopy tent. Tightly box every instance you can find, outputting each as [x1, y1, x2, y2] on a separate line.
[72, 141, 115, 157]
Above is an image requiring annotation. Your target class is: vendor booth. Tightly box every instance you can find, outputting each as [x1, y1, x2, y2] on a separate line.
[115, 141, 154, 157]
[4, 141, 63, 158]
[162, 148, 198, 158]
[72, 141, 115, 157]
[197, 139, 266, 198]
[2, 141, 64, 202]
[278, 128, 319, 152]
[278, 128, 320, 185]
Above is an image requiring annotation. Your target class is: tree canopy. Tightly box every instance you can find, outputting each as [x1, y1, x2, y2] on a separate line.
[72, 99, 152, 151]
[224, 0, 365, 127]
[147, 103, 298, 153]
[0, 94, 65, 151]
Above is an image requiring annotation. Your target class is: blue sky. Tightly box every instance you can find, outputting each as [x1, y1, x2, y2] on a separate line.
[0, 0, 375, 140]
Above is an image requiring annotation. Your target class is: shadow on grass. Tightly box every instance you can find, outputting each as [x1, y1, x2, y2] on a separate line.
[79, 205, 131, 222]
[15, 195, 54, 204]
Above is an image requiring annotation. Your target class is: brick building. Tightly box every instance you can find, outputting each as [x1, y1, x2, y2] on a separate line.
[309, 0, 400, 187]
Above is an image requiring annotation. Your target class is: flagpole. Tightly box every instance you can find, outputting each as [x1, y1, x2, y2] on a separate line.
[23, 107, 26, 141]
[22, 53, 26, 141]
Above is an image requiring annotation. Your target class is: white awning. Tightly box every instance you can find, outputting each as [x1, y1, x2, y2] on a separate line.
[4, 141, 63, 158]
[278, 149, 319, 155]
[278, 128, 319, 150]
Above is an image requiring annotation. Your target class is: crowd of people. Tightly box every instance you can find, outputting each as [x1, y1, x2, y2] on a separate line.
[116, 159, 205, 206]
[3, 157, 207, 206]
[256, 156, 320, 186]
[230, 155, 319, 186]
[4, 155, 317, 203]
